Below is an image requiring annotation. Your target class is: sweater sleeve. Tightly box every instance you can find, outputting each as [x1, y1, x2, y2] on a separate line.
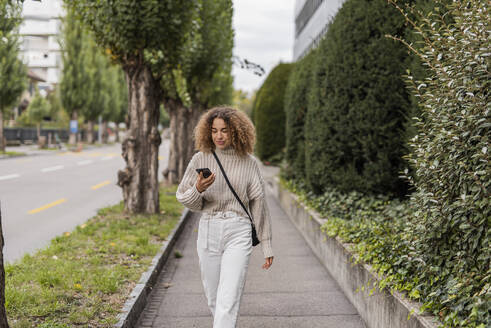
[248, 159, 274, 258]
[176, 153, 204, 211]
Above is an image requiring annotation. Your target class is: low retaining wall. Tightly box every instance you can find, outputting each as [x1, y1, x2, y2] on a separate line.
[267, 177, 441, 328]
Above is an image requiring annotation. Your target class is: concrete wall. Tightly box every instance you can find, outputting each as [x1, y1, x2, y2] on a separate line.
[267, 177, 441, 328]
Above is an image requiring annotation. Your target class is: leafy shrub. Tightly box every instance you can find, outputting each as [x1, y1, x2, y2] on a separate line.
[253, 63, 294, 162]
[388, 0, 490, 326]
[305, 0, 415, 197]
[282, 174, 488, 328]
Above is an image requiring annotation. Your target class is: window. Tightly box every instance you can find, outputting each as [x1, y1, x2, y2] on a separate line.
[295, 0, 324, 37]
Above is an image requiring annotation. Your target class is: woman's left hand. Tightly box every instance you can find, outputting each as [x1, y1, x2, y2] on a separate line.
[262, 256, 273, 270]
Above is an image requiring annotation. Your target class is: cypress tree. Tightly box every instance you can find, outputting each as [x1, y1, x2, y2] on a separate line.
[284, 49, 317, 179]
[0, 0, 26, 151]
[254, 63, 294, 162]
[59, 7, 90, 145]
[305, 0, 415, 197]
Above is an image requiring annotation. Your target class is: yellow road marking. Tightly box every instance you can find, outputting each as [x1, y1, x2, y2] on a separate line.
[28, 198, 67, 214]
[91, 180, 111, 190]
[88, 152, 103, 157]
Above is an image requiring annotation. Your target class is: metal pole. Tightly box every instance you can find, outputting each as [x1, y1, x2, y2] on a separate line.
[98, 115, 102, 144]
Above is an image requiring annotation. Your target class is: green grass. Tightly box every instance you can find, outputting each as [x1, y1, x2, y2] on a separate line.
[6, 185, 183, 327]
[42, 147, 62, 151]
[0, 151, 26, 157]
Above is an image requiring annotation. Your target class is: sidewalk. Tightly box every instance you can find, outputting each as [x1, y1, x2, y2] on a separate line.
[135, 164, 366, 328]
[1, 142, 118, 159]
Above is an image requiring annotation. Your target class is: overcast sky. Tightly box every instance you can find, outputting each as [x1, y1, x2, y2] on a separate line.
[232, 0, 295, 95]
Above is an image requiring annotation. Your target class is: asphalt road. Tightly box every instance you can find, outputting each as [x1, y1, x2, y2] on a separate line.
[0, 140, 170, 264]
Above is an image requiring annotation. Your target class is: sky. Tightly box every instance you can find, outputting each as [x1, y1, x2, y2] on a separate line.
[232, 0, 296, 95]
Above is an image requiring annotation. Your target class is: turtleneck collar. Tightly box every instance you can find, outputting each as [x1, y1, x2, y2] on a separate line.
[214, 146, 237, 156]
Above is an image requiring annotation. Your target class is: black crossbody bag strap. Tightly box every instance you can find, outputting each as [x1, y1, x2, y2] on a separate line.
[212, 150, 252, 221]
[211, 150, 260, 246]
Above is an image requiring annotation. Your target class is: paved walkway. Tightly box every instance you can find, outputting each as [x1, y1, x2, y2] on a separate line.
[136, 165, 366, 328]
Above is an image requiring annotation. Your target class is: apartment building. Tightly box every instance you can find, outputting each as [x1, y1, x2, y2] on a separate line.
[18, 0, 64, 91]
[293, 0, 346, 61]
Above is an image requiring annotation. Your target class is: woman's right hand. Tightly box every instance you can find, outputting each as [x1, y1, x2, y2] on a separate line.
[196, 171, 215, 193]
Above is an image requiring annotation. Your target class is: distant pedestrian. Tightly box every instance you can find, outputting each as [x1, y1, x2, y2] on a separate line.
[176, 106, 274, 328]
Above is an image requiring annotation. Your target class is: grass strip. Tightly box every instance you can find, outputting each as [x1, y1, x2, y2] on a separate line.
[0, 151, 26, 157]
[6, 185, 183, 327]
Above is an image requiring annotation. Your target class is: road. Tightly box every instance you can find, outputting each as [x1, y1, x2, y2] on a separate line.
[0, 140, 170, 264]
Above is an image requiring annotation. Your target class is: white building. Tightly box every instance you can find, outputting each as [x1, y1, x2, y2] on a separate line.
[18, 0, 64, 91]
[293, 0, 346, 61]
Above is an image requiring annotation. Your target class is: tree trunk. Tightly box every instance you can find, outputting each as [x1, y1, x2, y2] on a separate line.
[69, 111, 78, 145]
[87, 121, 94, 144]
[115, 124, 120, 143]
[164, 100, 202, 185]
[117, 62, 161, 214]
[0, 204, 10, 328]
[101, 121, 108, 144]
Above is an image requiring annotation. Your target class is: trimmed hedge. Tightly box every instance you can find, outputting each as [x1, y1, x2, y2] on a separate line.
[304, 0, 414, 197]
[281, 0, 490, 326]
[284, 49, 317, 179]
[253, 63, 294, 162]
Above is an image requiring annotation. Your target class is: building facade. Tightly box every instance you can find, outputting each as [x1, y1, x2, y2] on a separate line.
[293, 0, 346, 61]
[18, 0, 64, 91]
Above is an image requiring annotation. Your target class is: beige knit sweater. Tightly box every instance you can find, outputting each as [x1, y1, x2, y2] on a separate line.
[176, 147, 273, 258]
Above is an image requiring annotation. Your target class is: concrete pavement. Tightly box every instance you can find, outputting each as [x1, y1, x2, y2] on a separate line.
[136, 164, 366, 328]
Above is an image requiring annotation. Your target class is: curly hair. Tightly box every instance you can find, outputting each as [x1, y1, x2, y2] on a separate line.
[194, 106, 256, 156]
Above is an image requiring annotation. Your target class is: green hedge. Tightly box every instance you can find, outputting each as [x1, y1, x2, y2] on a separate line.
[304, 0, 414, 197]
[281, 0, 490, 326]
[284, 49, 317, 179]
[253, 63, 294, 162]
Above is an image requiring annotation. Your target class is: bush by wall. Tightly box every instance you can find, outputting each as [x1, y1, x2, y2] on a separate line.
[398, 0, 490, 326]
[284, 49, 317, 179]
[253, 63, 294, 162]
[304, 0, 415, 197]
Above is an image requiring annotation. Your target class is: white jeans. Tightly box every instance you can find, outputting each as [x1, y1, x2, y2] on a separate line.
[197, 211, 253, 328]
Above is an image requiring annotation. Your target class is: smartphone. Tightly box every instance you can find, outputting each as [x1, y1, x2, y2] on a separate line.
[196, 168, 212, 179]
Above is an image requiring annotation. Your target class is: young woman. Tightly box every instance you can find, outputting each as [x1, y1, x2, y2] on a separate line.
[176, 106, 274, 328]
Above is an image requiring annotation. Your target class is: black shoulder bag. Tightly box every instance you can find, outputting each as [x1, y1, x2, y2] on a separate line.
[212, 150, 260, 246]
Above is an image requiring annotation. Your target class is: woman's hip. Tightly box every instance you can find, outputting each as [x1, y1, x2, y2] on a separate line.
[198, 211, 252, 251]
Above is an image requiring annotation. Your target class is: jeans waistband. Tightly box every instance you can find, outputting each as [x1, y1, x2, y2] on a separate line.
[200, 211, 250, 250]
[201, 211, 245, 220]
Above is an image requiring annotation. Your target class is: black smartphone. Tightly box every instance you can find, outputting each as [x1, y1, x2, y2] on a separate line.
[196, 168, 212, 179]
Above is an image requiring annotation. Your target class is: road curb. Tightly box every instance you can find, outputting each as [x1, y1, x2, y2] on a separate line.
[115, 207, 193, 328]
[267, 176, 440, 328]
